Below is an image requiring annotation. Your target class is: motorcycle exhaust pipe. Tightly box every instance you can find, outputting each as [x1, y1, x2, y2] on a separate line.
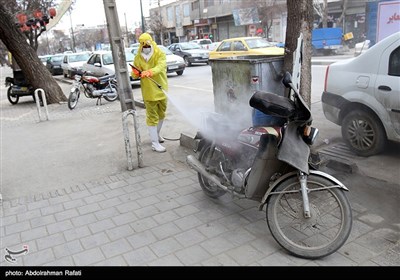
[186, 155, 245, 198]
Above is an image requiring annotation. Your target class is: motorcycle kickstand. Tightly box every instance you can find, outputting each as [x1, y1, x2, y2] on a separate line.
[298, 172, 311, 218]
[96, 97, 102, 106]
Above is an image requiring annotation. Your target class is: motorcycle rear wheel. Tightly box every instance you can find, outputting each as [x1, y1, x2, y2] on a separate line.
[68, 89, 80, 110]
[266, 174, 352, 259]
[103, 83, 118, 102]
[197, 144, 227, 198]
[7, 87, 19, 105]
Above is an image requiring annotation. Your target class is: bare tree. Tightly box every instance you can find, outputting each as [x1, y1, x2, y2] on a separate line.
[74, 28, 103, 51]
[255, 0, 286, 40]
[336, 0, 348, 28]
[0, 0, 58, 51]
[284, 0, 313, 107]
[148, 9, 166, 45]
[0, 3, 67, 104]
[313, 0, 328, 28]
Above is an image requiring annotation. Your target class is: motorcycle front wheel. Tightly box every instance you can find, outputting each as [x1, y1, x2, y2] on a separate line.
[68, 89, 80, 110]
[266, 174, 352, 259]
[7, 87, 19, 105]
[197, 144, 227, 198]
[103, 83, 118, 102]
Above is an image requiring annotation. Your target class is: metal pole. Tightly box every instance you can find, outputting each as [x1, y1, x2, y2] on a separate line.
[34, 89, 49, 122]
[103, 0, 143, 170]
[124, 13, 129, 47]
[69, 7, 76, 52]
[103, 0, 135, 111]
[140, 0, 145, 33]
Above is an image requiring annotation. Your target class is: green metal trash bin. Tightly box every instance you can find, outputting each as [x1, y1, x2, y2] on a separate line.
[210, 55, 284, 128]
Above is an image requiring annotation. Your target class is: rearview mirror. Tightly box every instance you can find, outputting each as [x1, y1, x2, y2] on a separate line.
[282, 71, 292, 88]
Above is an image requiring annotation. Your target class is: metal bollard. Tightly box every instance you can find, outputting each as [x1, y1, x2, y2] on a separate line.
[34, 88, 49, 121]
[122, 109, 143, 170]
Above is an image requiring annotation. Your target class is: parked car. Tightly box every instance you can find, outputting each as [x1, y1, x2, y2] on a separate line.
[209, 41, 221, 51]
[82, 50, 138, 84]
[61, 52, 91, 78]
[39, 55, 51, 65]
[131, 45, 186, 76]
[321, 31, 400, 156]
[354, 40, 370, 57]
[46, 54, 64, 75]
[167, 42, 210, 66]
[189, 38, 213, 50]
[209, 37, 284, 60]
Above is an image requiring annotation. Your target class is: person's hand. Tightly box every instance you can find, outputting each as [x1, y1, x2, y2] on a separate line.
[141, 69, 153, 78]
[131, 67, 140, 77]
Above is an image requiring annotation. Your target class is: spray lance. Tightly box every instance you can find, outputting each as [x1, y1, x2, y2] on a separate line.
[129, 63, 168, 96]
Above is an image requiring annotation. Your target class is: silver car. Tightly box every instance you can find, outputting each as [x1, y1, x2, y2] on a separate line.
[321, 32, 400, 156]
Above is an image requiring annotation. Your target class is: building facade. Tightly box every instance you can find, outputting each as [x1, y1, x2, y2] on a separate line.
[148, 0, 371, 45]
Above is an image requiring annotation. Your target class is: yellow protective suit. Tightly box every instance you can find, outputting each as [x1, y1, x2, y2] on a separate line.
[131, 33, 168, 126]
[131, 33, 168, 101]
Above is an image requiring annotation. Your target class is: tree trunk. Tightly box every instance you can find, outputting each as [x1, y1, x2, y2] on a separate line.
[322, 0, 328, 28]
[0, 4, 67, 104]
[337, 0, 348, 29]
[283, 0, 313, 107]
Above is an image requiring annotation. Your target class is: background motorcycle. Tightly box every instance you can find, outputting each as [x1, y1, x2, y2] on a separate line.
[68, 71, 119, 110]
[5, 70, 41, 105]
[186, 71, 353, 259]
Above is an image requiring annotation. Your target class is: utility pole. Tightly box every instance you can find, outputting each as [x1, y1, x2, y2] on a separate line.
[158, 0, 164, 45]
[124, 12, 129, 47]
[69, 7, 76, 52]
[103, 0, 143, 169]
[103, 0, 134, 111]
[140, 0, 145, 33]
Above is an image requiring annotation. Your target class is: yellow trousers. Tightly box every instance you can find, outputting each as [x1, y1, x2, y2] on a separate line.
[144, 99, 167, 126]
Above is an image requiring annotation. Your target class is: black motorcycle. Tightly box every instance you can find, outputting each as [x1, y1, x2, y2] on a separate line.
[5, 70, 40, 105]
[68, 71, 119, 110]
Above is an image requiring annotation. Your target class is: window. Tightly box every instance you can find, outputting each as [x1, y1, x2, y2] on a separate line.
[204, 0, 214, 8]
[218, 41, 232, 51]
[167, 7, 173, 21]
[246, 38, 272, 49]
[192, 1, 199, 10]
[233, 41, 246, 51]
[389, 46, 400, 77]
[183, 3, 190, 17]
[87, 55, 96, 65]
[102, 54, 113, 65]
[175, 6, 181, 28]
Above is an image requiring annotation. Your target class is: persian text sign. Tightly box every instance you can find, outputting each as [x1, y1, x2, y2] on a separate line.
[377, 1, 400, 42]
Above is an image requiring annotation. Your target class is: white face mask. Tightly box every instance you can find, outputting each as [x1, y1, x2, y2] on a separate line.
[142, 47, 151, 55]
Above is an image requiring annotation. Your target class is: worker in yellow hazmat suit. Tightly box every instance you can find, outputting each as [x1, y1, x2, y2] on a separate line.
[131, 33, 168, 153]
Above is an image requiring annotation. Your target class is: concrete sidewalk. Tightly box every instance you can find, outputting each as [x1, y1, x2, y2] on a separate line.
[0, 66, 399, 267]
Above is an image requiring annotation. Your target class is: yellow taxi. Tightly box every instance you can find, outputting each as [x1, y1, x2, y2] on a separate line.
[209, 37, 284, 60]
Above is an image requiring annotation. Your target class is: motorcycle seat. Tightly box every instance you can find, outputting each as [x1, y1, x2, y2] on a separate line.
[250, 91, 295, 119]
[98, 74, 116, 83]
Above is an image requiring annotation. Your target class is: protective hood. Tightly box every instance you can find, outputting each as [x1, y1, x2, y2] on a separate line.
[139, 33, 157, 52]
